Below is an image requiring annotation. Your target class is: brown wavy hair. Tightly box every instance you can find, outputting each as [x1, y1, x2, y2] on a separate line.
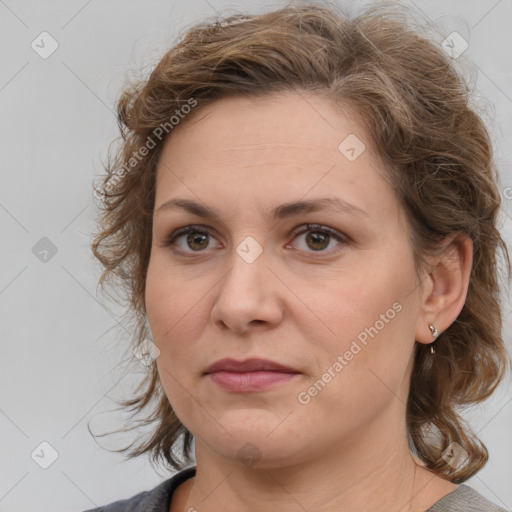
[90, 2, 511, 483]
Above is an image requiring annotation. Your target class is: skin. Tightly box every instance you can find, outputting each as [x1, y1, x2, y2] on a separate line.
[144, 92, 473, 512]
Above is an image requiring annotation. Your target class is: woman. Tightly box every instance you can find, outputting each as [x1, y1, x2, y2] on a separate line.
[87, 3, 511, 511]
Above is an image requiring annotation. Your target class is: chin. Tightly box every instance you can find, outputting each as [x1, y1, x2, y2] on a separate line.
[194, 425, 309, 470]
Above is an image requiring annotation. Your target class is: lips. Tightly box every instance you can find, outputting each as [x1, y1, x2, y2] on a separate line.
[204, 358, 300, 393]
[204, 357, 299, 375]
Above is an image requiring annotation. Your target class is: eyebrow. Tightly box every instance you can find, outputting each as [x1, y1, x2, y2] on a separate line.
[155, 197, 368, 220]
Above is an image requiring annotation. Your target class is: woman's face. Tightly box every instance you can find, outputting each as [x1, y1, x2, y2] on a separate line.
[145, 92, 428, 468]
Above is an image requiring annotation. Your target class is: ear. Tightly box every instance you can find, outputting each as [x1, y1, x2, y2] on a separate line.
[415, 233, 473, 345]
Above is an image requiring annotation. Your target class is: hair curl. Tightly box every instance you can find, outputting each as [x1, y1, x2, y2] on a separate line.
[91, 2, 511, 483]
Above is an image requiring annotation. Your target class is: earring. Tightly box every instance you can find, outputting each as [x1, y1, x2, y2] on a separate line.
[429, 324, 438, 355]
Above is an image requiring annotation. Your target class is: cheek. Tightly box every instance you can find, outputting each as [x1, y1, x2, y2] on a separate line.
[304, 271, 396, 342]
[145, 259, 203, 338]
[144, 257, 215, 422]
[301, 260, 417, 377]
[145, 268, 209, 419]
[294, 297, 415, 435]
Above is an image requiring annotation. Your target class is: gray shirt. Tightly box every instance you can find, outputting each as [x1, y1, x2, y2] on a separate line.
[83, 466, 509, 511]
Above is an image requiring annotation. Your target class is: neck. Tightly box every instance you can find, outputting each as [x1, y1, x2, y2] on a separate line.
[175, 411, 453, 512]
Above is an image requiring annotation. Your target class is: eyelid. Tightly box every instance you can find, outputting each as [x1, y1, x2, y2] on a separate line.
[289, 223, 347, 241]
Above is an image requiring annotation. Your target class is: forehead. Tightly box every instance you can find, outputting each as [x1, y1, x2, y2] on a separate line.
[159, 92, 365, 165]
[154, 92, 399, 222]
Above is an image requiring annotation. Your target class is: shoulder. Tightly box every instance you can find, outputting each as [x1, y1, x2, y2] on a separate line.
[426, 483, 509, 512]
[81, 466, 196, 512]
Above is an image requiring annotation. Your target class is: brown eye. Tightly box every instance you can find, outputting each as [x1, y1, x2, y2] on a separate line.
[186, 231, 209, 251]
[305, 231, 330, 251]
[289, 224, 347, 256]
[164, 226, 222, 254]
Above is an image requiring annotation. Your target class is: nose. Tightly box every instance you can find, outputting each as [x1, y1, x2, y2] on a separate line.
[210, 245, 284, 334]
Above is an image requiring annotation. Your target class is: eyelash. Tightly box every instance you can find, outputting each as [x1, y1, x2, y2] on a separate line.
[163, 223, 348, 258]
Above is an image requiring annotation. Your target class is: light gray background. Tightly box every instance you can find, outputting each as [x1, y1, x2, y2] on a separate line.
[0, 1, 511, 511]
